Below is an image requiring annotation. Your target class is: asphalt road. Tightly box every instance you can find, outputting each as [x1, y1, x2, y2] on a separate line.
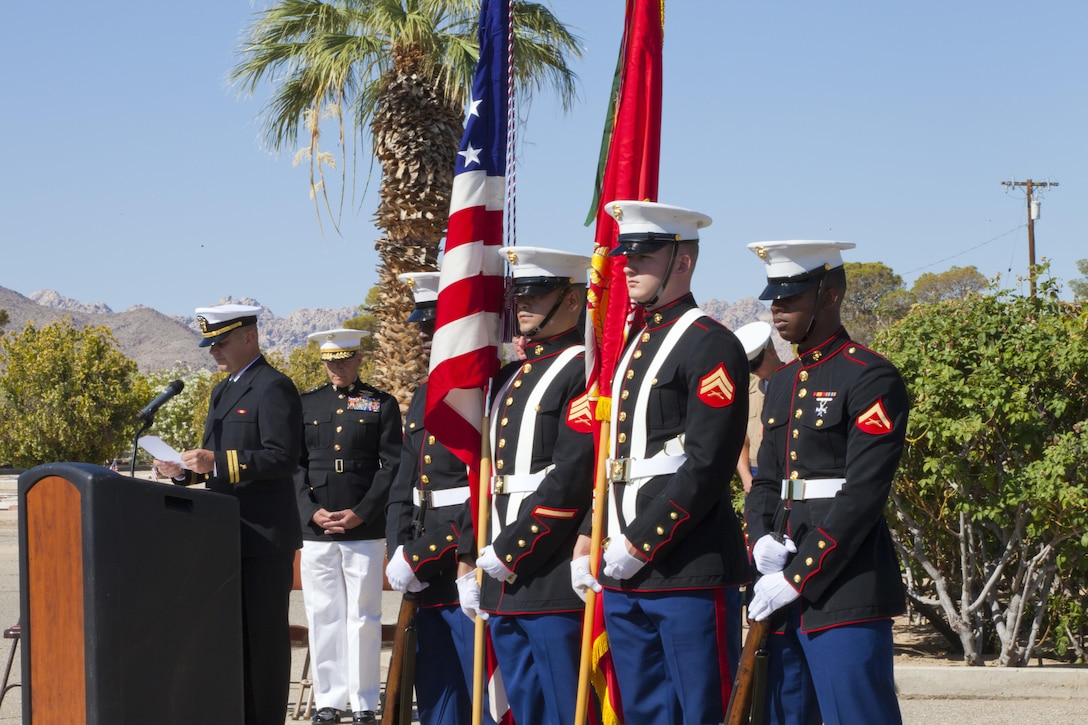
[0, 471, 1084, 724]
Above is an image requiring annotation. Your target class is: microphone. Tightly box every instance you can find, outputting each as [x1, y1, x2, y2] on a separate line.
[137, 379, 185, 421]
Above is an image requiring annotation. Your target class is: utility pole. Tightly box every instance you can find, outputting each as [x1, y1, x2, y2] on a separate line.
[1001, 178, 1059, 297]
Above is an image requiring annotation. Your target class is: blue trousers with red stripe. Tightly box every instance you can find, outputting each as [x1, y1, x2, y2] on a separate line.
[489, 612, 581, 725]
[762, 603, 901, 725]
[602, 587, 742, 725]
[414, 605, 497, 725]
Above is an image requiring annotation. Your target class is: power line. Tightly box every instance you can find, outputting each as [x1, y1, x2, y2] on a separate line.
[902, 224, 1025, 276]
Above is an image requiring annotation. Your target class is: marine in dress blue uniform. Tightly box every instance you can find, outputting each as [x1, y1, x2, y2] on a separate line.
[384, 272, 493, 725]
[744, 240, 909, 725]
[296, 328, 402, 724]
[456, 247, 596, 725]
[584, 201, 751, 725]
[155, 303, 302, 725]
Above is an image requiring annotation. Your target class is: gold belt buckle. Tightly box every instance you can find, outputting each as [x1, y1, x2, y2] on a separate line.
[493, 475, 507, 494]
[335, 458, 344, 473]
[609, 458, 631, 483]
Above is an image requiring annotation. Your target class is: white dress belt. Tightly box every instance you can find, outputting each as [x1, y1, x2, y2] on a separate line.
[490, 467, 554, 495]
[780, 478, 846, 500]
[608, 453, 688, 483]
[413, 486, 471, 508]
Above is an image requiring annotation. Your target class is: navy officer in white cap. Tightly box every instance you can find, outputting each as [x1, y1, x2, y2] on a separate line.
[155, 303, 302, 725]
[296, 328, 401, 724]
[455, 247, 595, 725]
[385, 272, 495, 725]
[573, 201, 751, 724]
[733, 320, 785, 494]
[744, 240, 909, 725]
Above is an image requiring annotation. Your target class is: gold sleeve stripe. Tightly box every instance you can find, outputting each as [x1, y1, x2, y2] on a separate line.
[227, 450, 240, 484]
[532, 507, 576, 519]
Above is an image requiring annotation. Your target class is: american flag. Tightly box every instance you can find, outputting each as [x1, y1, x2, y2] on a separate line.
[424, 0, 508, 490]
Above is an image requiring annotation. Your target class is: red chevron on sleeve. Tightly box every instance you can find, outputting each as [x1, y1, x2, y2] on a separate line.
[697, 363, 735, 408]
[566, 392, 593, 432]
[856, 398, 894, 434]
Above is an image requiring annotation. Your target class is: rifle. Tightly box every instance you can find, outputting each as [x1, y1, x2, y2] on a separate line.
[383, 487, 428, 723]
[723, 501, 792, 725]
[382, 591, 420, 725]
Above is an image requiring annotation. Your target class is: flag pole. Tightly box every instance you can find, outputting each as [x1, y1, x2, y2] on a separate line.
[574, 416, 612, 725]
[472, 416, 493, 725]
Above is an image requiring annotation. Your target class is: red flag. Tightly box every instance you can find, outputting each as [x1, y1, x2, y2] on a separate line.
[584, 3, 664, 723]
[425, 0, 508, 495]
[585, 0, 664, 421]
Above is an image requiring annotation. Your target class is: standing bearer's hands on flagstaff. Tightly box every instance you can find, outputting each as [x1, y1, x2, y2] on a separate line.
[570, 555, 602, 601]
[602, 535, 647, 580]
[748, 571, 800, 621]
[476, 545, 515, 582]
[456, 571, 488, 621]
[752, 534, 797, 574]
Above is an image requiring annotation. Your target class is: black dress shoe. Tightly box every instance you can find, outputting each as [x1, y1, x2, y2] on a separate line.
[312, 707, 343, 724]
[352, 712, 376, 723]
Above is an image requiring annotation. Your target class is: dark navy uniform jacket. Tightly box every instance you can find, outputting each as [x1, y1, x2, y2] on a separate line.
[175, 355, 303, 558]
[460, 329, 595, 615]
[599, 295, 750, 592]
[296, 379, 401, 542]
[746, 327, 909, 632]
[386, 382, 470, 607]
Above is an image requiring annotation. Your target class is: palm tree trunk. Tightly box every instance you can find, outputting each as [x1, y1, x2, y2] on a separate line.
[370, 46, 463, 411]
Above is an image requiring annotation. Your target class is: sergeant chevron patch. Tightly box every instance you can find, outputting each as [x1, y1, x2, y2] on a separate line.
[697, 364, 735, 407]
[566, 392, 593, 432]
[856, 398, 893, 434]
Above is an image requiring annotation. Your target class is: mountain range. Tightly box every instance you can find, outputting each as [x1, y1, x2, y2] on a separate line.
[1, 286, 783, 373]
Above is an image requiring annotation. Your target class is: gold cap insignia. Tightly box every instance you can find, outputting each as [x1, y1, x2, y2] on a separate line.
[197, 316, 209, 333]
[610, 203, 623, 221]
[506, 249, 518, 264]
[755, 246, 767, 259]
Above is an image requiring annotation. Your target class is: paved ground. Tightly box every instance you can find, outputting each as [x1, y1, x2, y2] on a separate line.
[0, 470, 1085, 724]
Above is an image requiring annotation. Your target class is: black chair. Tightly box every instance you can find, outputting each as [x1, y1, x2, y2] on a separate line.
[0, 622, 20, 707]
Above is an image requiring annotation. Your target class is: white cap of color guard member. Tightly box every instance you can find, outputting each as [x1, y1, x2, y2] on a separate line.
[734, 321, 773, 362]
[397, 272, 441, 323]
[605, 200, 713, 256]
[307, 328, 370, 361]
[499, 246, 592, 298]
[195, 303, 263, 347]
[747, 240, 856, 301]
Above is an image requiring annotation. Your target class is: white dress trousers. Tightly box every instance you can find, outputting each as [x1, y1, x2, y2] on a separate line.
[301, 538, 386, 712]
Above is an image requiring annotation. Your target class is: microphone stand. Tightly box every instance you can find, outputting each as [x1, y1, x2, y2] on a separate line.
[131, 417, 154, 478]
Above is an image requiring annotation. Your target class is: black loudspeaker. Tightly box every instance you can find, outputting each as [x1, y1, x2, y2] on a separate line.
[18, 463, 243, 724]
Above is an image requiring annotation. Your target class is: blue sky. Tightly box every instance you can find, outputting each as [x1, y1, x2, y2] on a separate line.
[2, 1, 1085, 318]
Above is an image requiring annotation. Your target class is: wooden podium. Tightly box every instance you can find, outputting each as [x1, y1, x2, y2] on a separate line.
[18, 463, 244, 724]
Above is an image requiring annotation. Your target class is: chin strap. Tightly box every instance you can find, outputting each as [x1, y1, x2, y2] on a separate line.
[637, 244, 679, 308]
[524, 284, 570, 338]
[797, 274, 828, 345]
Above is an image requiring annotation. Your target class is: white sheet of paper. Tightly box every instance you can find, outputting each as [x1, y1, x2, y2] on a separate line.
[138, 435, 186, 467]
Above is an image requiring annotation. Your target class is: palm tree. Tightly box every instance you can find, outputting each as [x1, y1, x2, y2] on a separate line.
[231, 0, 581, 408]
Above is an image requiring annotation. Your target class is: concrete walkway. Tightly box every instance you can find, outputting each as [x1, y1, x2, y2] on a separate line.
[0, 471, 1084, 724]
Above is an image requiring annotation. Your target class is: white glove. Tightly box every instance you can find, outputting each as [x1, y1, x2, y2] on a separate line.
[385, 545, 429, 593]
[747, 571, 800, 621]
[602, 535, 647, 580]
[476, 545, 515, 582]
[752, 534, 798, 575]
[455, 571, 488, 621]
[570, 555, 602, 602]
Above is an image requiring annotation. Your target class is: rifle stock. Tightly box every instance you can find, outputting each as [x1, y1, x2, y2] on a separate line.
[723, 616, 773, 725]
[725, 499, 793, 723]
[382, 592, 420, 725]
